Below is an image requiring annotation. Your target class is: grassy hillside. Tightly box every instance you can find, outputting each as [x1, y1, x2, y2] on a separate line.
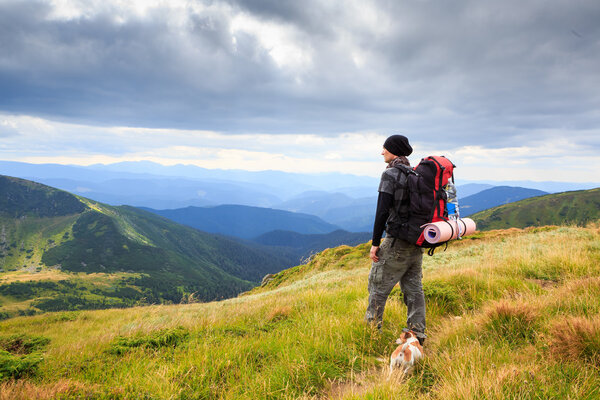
[471, 187, 600, 230]
[0, 176, 291, 319]
[0, 223, 599, 398]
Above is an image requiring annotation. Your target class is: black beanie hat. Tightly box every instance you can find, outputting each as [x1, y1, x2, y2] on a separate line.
[383, 135, 412, 156]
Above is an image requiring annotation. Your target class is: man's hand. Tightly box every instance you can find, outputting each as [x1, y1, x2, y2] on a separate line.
[369, 245, 380, 262]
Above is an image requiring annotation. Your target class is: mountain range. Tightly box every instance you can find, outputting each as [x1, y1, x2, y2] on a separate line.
[141, 205, 371, 265]
[0, 175, 293, 318]
[142, 205, 339, 239]
[1, 173, 599, 320]
[0, 161, 379, 208]
[2, 160, 599, 218]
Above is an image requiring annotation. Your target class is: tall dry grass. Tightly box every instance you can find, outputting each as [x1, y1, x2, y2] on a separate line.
[0, 224, 598, 399]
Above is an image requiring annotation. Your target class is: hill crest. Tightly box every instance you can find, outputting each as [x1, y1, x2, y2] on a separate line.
[0, 175, 87, 218]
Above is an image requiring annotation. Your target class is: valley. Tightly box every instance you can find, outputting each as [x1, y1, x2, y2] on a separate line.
[1, 169, 599, 321]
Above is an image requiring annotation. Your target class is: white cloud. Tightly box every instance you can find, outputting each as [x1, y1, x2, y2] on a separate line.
[230, 12, 312, 71]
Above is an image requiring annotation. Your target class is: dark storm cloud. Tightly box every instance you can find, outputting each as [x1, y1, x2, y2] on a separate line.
[0, 0, 283, 129]
[372, 1, 600, 145]
[1, 0, 599, 149]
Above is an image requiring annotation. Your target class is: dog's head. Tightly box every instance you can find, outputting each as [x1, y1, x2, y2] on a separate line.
[395, 330, 417, 345]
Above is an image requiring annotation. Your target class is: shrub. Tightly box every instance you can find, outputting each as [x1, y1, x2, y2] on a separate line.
[0, 334, 50, 381]
[108, 327, 190, 355]
[0, 334, 50, 355]
[549, 316, 600, 366]
[0, 351, 45, 381]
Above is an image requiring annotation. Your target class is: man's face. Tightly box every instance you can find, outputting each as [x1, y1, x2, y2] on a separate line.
[381, 147, 398, 164]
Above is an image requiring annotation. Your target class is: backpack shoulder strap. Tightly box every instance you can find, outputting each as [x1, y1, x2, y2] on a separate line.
[392, 163, 417, 175]
[387, 164, 413, 220]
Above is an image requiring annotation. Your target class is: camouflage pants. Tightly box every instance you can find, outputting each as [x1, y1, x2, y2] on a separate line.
[365, 237, 426, 338]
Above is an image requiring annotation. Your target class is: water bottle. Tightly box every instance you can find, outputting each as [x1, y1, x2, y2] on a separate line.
[445, 182, 463, 238]
[445, 182, 459, 219]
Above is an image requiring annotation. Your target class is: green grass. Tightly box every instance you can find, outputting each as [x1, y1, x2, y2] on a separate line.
[0, 223, 599, 399]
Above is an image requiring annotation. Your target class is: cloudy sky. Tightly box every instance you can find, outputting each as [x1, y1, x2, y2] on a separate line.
[1, 0, 599, 182]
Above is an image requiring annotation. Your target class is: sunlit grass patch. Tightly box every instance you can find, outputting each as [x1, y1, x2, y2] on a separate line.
[480, 301, 541, 345]
[422, 279, 462, 316]
[542, 277, 600, 319]
[253, 243, 371, 293]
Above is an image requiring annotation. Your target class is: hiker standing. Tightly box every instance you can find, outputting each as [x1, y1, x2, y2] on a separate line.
[365, 134, 426, 345]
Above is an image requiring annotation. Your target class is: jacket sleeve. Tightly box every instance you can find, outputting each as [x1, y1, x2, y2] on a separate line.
[371, 191, 393, 246]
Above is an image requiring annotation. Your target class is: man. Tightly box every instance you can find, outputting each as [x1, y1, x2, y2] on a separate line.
[365, 134, 426, 345]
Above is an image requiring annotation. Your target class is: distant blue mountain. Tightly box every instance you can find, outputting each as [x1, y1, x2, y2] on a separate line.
[142, 205, 340, 239]
[251, 229, 371, 264]
[0, 161, 378, 208]
[87, 161, 379, 194]
[276, 191, 358, 215]
[459, 186, 549, 216]
[35, 177, 280, 209]
[4, 160, 597, 216]
[274, 191, 376, 232]
[0, 161, 285, 208]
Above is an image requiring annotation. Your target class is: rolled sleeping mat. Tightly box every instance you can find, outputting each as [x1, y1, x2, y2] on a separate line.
[422, 218, 477, 244]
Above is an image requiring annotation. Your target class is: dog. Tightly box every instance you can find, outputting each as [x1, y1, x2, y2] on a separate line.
[389, 330, 424, 375]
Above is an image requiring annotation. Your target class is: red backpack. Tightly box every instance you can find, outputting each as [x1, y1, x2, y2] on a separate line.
[391, 156, 455, 254]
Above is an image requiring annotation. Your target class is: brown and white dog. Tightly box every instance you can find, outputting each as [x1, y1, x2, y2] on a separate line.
[389, 330, 424, 375]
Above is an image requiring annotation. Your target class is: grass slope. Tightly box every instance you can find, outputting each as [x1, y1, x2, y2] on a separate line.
[0, 175, 290, 319]
[0, 223, 599, 399]
[471, 187, 600, 230]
